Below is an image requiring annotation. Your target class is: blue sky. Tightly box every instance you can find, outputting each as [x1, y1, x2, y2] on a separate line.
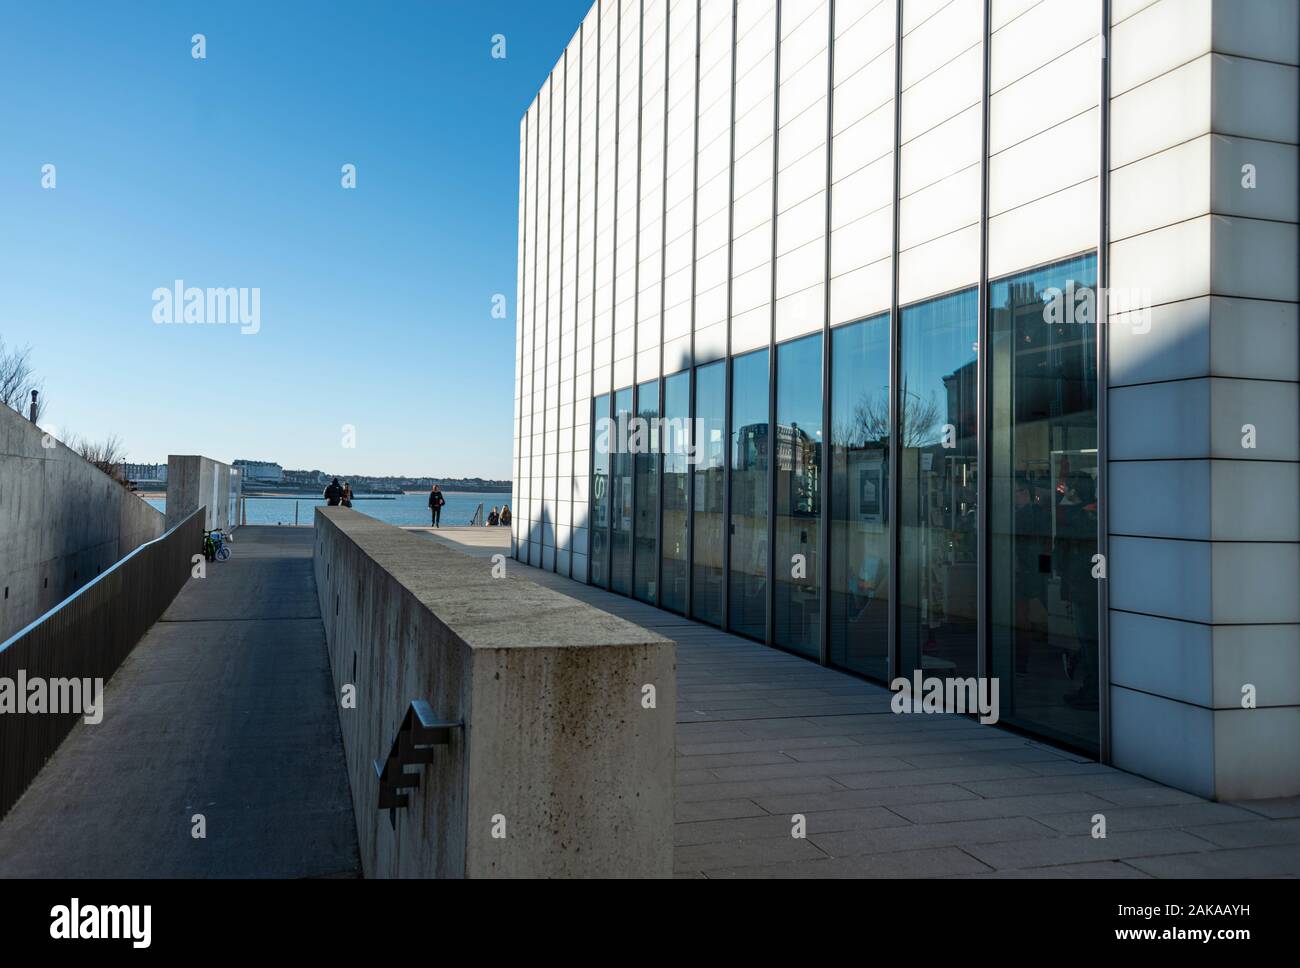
[0, 0, 592, 479]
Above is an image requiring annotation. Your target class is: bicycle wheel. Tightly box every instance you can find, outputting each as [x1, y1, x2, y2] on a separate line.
[216, 545, 231, 561]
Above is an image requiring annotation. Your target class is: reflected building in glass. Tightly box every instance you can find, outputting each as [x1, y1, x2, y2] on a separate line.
[513, 0, 1300, 800]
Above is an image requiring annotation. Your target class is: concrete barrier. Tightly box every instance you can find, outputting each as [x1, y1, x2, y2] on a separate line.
[166, 455, 237, 532]
[314, 507, 675, 878]
[0, 403, 165, 643]
[0, 507, 204, 820]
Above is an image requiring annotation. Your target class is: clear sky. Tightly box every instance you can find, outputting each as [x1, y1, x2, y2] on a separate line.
[0, 0, 592, 479]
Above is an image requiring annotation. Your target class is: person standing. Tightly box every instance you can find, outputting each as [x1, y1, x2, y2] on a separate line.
[428, 484, 445, 527]
[324, 477, 344, 507]
[341, 483, 354, 508]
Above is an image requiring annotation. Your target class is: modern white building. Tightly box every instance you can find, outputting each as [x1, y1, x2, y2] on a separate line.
[512, 0, 1299, 800]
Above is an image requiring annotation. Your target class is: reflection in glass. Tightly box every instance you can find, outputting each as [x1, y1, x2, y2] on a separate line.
[829, 315, 890, 680]
[590, 394, 611, 588]
[990, 253, 1099, 752]
[729, 349, 770, 640]
[661, 371, 690, 614]
[773, 335, 823, 657]
[633, 379, 660, 603]
[899, 289, 979, 681]
[692, 361, 726, 626]
[610, 387, 634, 595]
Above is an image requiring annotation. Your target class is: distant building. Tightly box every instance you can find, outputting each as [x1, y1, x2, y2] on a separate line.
[233, 460, 284, 482]
[120, 462, 168, 483]
[283, 468, 325, 486]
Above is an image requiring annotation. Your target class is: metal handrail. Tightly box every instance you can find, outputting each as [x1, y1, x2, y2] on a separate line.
[373, 700, 462, 829]
[0, 506, 206, 820]
[0, 506, 205, 657]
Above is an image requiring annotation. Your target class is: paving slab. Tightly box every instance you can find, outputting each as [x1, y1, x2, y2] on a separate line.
[1123, 844, 1300, 878]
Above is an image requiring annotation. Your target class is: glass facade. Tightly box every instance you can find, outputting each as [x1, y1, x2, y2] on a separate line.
[773, 335, 823, 657]
[828, 314, 890, 680]
[590, 393, 610, 588]
[660, 370, 689, 614]
[633, 379, 660, 603]
[989, 254, 1099, 752]
[584, 259, 1102, 752]
[609, 387, 633, 596]
[728, 350, 770, 640]
[692, 361, 726, 627]
[898, 288, 980, 682]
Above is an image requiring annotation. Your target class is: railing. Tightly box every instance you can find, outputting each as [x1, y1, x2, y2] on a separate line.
[373, 700, 463, 829]
[469, 502, 484, 526]
[0, 507, 205, 820]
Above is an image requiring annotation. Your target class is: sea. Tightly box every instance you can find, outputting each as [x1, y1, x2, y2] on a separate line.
[143, 490, 513, 528]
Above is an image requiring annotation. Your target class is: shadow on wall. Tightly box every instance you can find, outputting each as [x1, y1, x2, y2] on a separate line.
[513, 342, 699, 575]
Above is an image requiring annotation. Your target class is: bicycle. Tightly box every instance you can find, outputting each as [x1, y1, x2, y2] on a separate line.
[203, 529, 232, 562]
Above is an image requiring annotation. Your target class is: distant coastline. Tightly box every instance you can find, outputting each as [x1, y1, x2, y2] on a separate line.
[133, 483, 513, 497]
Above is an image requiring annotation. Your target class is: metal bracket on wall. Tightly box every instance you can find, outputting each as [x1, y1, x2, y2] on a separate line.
[373, 700, 462, 830]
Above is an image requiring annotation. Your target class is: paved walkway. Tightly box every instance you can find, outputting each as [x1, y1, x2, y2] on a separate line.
[462, 543, 1300, 878]
[0, 527, 360, 878]
[12, 519, 1291, 878]
[402, 524, 511, 555]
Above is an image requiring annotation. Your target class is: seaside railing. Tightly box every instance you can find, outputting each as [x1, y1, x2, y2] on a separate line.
[0, 507, 205, 820]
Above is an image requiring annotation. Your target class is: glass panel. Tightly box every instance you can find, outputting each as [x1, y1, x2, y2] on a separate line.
[633, 379, 660, 603]
[899, 288, 978, 681]
[773, 334, 823, 657]
[990, 253, 1099, 752]
[590, 393, 611, 588]
[729, 349, 770, 640]
[692, 361, 726, 626]
[610, 387, 634, 595]
[661, 371, 690, 614]
[829, 314, 890, 680]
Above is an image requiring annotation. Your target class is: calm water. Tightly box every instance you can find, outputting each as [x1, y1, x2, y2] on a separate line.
[144, 491, 512, 528]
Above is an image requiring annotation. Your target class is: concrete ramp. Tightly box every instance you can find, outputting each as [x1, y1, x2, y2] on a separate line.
[0, 527, 360, 878]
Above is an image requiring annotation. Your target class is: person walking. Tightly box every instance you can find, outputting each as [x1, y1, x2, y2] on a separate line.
[428, 484, 446, 528]
[341, 483, 354, 508]
[323, 477, 344, 507]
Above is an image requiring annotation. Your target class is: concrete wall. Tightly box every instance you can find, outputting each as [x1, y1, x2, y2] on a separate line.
[1107, 0, 1300, 800]
[0, 403, 165, 643]
[314, 508, 675, 878]
[166, 455, 237, 532]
